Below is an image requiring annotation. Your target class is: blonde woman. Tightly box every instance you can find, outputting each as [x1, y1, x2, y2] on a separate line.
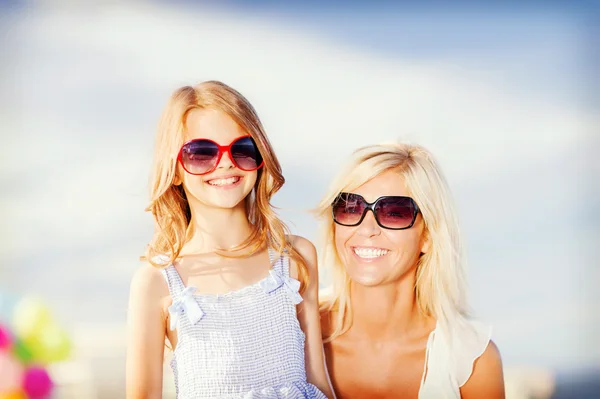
[317, 143, 504, 398]
[126, 81, 332, 399]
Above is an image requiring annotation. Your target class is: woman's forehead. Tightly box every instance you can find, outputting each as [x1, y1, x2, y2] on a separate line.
[348, 170, 409, 203]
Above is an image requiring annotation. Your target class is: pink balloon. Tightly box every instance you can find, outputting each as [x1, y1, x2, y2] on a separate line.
[22, 366, 53, 398]
[0, 323, 12, 349]
[0, 351, 23, 392]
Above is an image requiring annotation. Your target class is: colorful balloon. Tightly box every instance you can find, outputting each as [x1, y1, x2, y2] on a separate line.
[0, 324, 12, 350]
[22, 366, 53, 399]
[25, 323, 72, 364]
[11, 298, 53, 341]
[11, 339, 33, 365]
[0, 351, 23, 393]
[0, 391, 27, 399]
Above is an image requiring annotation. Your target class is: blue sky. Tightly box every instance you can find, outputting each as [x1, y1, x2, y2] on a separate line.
[209, 1, 596, 110]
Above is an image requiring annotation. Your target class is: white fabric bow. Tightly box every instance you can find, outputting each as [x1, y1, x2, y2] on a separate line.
[259, 270, 303, 305]
[167, 286, 204, 331]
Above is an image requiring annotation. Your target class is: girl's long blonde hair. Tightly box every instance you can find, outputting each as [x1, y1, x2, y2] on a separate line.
[317, 142, 468, 342]
[144, 81, 308, 290]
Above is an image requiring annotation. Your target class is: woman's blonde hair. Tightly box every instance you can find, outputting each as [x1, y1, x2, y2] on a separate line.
[317, 142, 468, 342]
[144, 81, 308, 290]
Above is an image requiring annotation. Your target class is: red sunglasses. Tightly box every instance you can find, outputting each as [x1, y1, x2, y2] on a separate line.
[178, 135, 264, 175]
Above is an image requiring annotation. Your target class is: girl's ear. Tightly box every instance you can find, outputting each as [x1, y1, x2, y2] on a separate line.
[172, 154, 183, 186]
[174, 172, 183, 186]
[173, 161, 183, 186]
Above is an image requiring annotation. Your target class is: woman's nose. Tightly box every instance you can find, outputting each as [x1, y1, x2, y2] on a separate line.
[356, 210, 382, 238]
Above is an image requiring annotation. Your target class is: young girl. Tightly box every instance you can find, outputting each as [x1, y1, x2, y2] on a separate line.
[126, 81, 333, 399]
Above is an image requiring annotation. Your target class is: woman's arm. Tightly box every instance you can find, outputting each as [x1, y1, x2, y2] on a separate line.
[460, 340, 505, 399]
[290, 235, 335, 399]
[125, 264, 169, 399]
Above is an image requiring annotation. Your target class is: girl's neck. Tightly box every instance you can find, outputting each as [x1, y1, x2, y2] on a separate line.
[180, 203, 254, 255]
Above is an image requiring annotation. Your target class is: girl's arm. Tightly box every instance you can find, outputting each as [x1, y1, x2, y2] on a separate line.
[290, 235, 335, 399]
[125, 264, 169, 399]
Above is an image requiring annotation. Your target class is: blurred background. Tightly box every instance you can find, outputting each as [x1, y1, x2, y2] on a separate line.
[0, 0, 598, 398]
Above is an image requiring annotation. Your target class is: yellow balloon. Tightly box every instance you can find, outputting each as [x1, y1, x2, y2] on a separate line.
[0, 391, 27, 399]
[11, 297, 53, 341]
[25, 322, 72, 364]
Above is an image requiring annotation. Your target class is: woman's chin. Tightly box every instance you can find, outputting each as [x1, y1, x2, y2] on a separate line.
[347, 267, 386, 287]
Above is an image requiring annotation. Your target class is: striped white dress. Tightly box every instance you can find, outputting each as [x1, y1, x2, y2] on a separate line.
[159, 249, 327, 399]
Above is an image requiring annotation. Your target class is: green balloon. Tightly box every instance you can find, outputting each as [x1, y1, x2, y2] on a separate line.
[12, 338, 33, 364]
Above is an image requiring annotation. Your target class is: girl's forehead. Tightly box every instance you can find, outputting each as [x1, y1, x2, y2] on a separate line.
[185, 108, 246, 143]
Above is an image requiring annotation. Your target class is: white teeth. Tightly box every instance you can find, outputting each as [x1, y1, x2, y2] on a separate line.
[353, 247, 389, 258]
[207, 177, 240, 186]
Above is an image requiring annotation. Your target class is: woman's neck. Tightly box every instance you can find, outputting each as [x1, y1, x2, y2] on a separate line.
[348, 275, 432, 342]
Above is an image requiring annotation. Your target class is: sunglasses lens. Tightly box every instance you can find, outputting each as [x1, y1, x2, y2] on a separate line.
[332, 193, 366, 226]
[374, 197, 416, 229]
[180, 140, 219, 174]
[230, 137, 263, 171]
